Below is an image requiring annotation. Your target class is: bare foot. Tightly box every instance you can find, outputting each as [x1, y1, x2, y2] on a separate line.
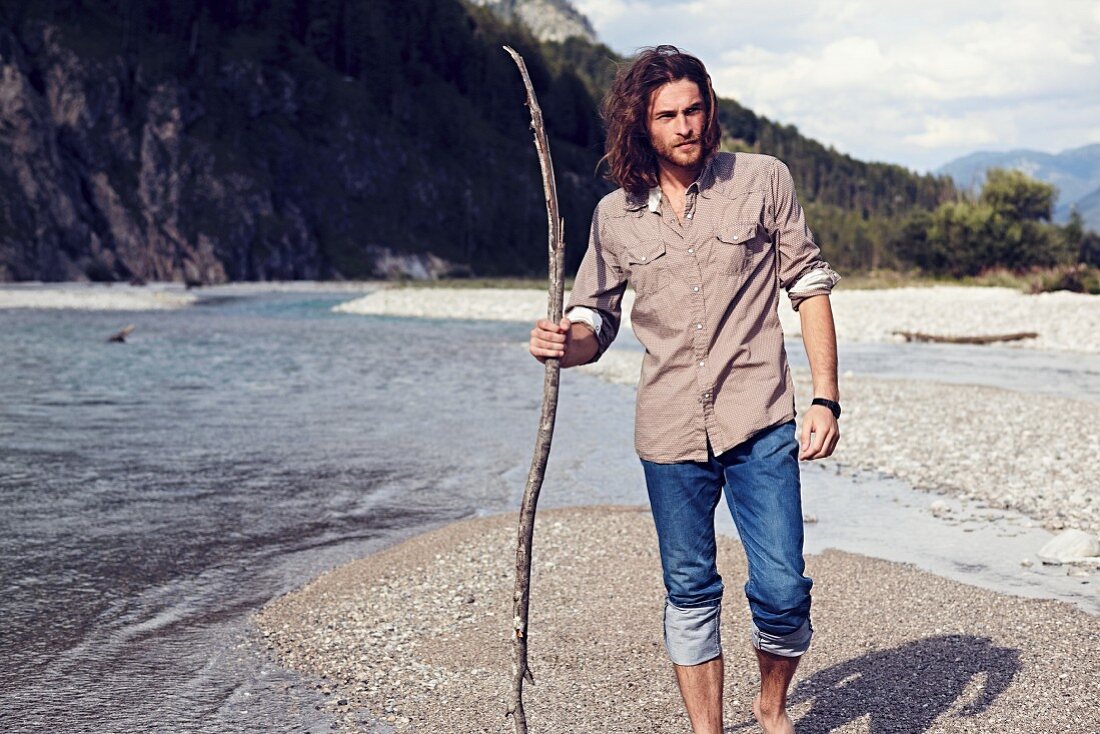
[752, 694, 794, 734]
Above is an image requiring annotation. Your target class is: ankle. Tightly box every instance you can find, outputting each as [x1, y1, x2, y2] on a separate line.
[753, 693, 787, 718]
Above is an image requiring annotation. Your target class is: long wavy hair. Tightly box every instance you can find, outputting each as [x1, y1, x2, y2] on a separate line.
[600, 45, 721, 196]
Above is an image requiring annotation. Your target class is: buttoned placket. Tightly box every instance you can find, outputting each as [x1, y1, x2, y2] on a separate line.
[649, 163, 721, 459]
[659, 183, 700, 238]
[675, 191, 720, 456]
[684, 183, 698, 222]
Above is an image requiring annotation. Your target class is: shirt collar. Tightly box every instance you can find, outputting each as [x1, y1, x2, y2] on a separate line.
[646, 187, 662, 213]
[624, 153, 719, 212]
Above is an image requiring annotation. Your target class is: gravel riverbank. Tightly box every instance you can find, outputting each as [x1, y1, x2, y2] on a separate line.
[0, 282, 197, 310]
[582, 350, 1098, 533]
[334, 283, 1100, 534]
[255, 506, 1100, 733]
[0, 280, 383, 311]
[333, 285, 1100, 354]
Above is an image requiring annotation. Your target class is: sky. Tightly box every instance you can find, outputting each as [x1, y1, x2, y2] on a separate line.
[571, 0, 1100, 173]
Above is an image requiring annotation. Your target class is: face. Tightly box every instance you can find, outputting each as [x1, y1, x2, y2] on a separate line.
[646, 78, 706, 173]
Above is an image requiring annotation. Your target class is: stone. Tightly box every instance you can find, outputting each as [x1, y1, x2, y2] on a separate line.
[1037, 529, 1100, 564]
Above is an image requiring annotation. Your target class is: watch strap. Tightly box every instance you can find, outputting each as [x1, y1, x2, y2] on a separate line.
[811, 397, 841, 419]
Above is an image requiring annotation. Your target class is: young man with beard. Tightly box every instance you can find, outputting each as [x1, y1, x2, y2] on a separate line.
[528, 46, 841, 733]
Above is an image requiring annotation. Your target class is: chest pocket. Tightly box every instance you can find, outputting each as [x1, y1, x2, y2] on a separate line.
[714, 221, 771, 276]
[624, 240, 671, 297]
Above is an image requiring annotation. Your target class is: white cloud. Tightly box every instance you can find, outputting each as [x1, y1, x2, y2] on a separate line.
[572, 0, 631, 29]
[904, 115, 1000, 149]
[572, 0, 1100, 171]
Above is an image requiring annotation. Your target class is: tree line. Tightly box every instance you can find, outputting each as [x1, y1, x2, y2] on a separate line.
[4, 0, 1095, 279]
[892, 169, 1099, 275]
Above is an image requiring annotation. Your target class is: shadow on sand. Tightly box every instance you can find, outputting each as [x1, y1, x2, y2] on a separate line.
[728, 634, 1019, 733]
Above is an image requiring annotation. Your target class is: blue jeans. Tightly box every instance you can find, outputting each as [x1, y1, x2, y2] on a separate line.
[641, 419, 813, 664]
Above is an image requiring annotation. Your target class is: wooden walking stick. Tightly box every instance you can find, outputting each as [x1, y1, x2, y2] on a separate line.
[502, 45, 566, 734]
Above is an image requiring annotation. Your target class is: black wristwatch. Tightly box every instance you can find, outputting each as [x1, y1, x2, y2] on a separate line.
[811, 397, 841, 419]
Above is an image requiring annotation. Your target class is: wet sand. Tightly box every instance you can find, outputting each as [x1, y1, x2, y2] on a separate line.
[255, 506, 1100, 733]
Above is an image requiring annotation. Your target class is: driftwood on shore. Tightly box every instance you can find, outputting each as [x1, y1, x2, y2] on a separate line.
[107, 325, 135, 343]
[502, 45, 566, 734]
[892, 330, 1039, 345]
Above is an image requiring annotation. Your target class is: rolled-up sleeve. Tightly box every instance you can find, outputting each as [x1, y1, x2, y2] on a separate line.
[565, 206, 627, 364]
[768, 159, 841, 311]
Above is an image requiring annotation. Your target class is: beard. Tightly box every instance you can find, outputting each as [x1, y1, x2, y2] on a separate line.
[653, 137, 704, 172]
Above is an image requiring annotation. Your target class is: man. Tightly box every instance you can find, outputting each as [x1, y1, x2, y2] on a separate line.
[528, 46, 841, 733]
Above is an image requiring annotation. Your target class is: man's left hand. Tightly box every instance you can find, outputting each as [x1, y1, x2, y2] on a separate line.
[799, 405, 839, 460]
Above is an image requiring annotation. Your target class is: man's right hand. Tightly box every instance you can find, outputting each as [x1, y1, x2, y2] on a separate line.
[529, 317, 573, 364]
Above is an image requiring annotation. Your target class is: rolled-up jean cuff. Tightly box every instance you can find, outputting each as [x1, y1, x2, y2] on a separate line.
[752, 619, 812, 657]
[664, 600, 722, 666]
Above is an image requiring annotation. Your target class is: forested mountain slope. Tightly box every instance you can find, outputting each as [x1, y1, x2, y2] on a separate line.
[0, 0, 957, 282]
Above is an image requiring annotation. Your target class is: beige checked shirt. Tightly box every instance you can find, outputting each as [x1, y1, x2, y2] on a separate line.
[565, 151, 840, 463]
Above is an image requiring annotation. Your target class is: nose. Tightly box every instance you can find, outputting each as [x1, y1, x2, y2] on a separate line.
[676, 113, 693, 138]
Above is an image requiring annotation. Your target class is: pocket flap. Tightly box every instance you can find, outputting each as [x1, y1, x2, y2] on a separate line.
[716, 222, 762, 245]
[625, 241, 667, 265]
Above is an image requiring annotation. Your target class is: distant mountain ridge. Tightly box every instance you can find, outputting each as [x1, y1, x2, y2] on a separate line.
[937, 144, 1100, 230]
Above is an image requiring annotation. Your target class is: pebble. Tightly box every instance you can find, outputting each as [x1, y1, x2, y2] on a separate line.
[1038, 529, 1100, 564]
[930, 500, 952, 518]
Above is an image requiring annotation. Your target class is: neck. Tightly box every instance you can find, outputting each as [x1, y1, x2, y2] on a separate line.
[656, 157, 702, 194]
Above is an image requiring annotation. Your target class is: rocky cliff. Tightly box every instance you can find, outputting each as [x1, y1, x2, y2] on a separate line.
[0, 1, 606, 284]
[0, 23, 334, 282]
[468, 0, 597, 44]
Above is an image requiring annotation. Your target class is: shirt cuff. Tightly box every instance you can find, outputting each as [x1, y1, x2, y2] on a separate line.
[566, 306, 602, 336]
[789, 267, 841, 295]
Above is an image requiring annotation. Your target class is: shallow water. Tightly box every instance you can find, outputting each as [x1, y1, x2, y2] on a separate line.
[0, 291, 542, 732]
[0, 288, 1095, 733]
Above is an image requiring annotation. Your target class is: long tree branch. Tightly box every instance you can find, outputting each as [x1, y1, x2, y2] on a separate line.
[502, 45, 566, 734]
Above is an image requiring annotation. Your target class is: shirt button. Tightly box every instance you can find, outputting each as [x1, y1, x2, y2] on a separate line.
[688, 248, 694, 254]
[698, 360, 705, 367]
[686, 212, 693, 219]
[692, 286, 700, 292]
[640, 255, 647, 261]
